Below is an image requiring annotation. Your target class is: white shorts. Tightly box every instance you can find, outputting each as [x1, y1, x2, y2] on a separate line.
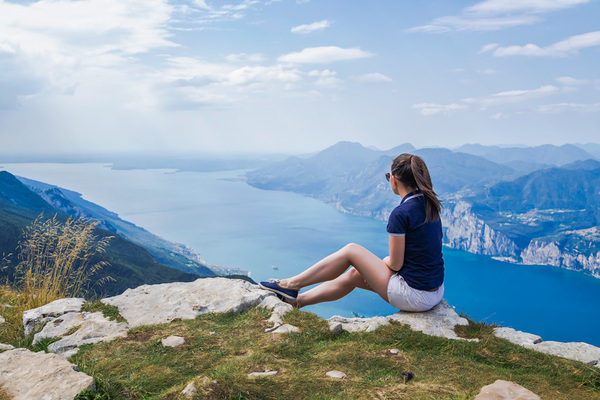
[387, 274, 444, 312]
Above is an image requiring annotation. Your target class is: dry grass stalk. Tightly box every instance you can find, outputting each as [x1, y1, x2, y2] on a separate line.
[1, 214, 112, 343]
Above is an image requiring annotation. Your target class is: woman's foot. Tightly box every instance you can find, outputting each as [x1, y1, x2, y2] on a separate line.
[259, 279, 299, 300]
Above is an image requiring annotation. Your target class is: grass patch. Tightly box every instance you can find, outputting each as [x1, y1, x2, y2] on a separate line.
[454, 318, 496, 340]
[81, 301, 127, 323]
[69, 308, 600, 400]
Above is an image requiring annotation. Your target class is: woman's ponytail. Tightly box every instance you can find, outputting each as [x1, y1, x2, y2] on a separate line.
[391, 154, 441, 222]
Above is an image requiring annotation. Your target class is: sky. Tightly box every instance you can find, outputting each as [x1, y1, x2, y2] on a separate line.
[0, 0, 599, 155]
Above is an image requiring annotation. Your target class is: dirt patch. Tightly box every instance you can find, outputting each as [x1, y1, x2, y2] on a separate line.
[124, 331, 154, 343]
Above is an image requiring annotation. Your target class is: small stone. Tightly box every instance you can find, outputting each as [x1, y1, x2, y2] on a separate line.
[475, 380, 540, 400]
[269, 324, 299, 334]
[181, 381, 197, 398]
[209, 331, 216, 335]
[329, 322, 343, 334]
[389, 349, 399, 354]
[0, 315, 5, 324]
[326, 370, 347, 379]
[162, 335, 185, 348]
[248, 370, 277, 378]
[0, 344, 14, 351]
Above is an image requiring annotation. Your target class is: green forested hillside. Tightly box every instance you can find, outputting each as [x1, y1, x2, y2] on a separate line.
[0, 171, 202, 297]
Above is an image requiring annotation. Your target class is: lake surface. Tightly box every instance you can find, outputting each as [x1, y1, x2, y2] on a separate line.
[2, 162, 600, 346]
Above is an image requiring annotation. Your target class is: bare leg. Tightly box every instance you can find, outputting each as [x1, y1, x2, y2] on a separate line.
[278, 243, 394, 306]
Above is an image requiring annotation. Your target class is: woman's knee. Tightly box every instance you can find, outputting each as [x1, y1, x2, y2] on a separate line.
[342, 267, 367, 288]
[341, 243, 366, 258]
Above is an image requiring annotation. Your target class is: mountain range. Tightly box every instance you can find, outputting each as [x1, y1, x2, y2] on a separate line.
[246, 142, 600, 278]
[0, 170, 234, 296]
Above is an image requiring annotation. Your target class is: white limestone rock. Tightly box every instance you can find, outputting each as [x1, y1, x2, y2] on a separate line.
[33, 312, 129, 358]
[494, 327, 542, 348]
[267, 324, 299, 334]
[328, 316, 390, 333]
[22, 298, 85, 336]
[248, 370, 277, 378]
[0, 315, 4, 324]
[326, 370, 347, 379]
[532, 341, 600, 366]
[259, 294, 293, 326]
[0, 348, 95, 400]
[181, 381, 197, 398]
[328, 300, 472, 341]
[388, 299, 474, 341]
[475, 379, 540, 400]
[0, 344, 14, 351]
[102, 278, 271, 328]
[162, 335, 185, 347]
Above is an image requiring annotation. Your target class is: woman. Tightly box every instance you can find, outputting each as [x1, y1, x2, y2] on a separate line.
[259, 153, 444, 312]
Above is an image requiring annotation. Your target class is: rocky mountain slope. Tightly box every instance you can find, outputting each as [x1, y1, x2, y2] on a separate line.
[0, 171, 212, 296]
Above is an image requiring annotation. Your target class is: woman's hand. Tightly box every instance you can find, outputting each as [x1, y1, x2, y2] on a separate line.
[387, 235, 405, 271]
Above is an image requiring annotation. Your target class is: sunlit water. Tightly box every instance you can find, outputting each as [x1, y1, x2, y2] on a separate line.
[2, 163, 600, 346]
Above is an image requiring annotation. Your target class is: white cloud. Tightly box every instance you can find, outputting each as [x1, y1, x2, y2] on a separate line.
[479, 44, 499, 54]
[407, 0, 589, 33]
[556, 76, 590, 85]
[0, 0, 176, 107]
[291, 19, 331, 34]
[465, 0, 590, 15]
[490, 31, 600, 57]
[412, 103, 468, 116]
[278, 46, 373, 64]
[356, 73, 393, 83]
[407, 15, 540, 33]
[538, 102, 600, 113]
[465, 85, 560, 106]
[307, 69, 343, 87]
[226, 53, 265, 63]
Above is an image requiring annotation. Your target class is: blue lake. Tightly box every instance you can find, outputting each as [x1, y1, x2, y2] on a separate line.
[2, 163, 600, 346]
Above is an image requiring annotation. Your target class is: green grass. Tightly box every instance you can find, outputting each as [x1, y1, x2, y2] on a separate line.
[64, 307, 600, 400]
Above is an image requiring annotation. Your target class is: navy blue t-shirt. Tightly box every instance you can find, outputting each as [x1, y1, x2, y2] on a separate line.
[386, 192, 444, 291]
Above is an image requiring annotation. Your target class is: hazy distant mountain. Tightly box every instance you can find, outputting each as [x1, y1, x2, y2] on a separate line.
[469, 166, 600, 249]
[247, 141, 600, 278]
[0, 171, 212, 296]
[574, 143, 600, 159]
[457, 143, 597, 167]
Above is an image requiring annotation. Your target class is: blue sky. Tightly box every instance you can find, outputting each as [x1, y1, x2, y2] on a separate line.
[0, 0, 598, 154]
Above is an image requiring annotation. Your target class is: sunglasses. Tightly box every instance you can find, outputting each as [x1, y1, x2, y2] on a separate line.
[385, 173, 391, 181]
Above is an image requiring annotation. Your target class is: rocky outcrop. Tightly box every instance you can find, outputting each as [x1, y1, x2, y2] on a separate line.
[494, 327, 600, 366]
[33, 311, 129, 358]
[101, 277, 274, 328]
[0, 348, 95, 400]
[328, 300, 475, 341]
[23, 298, 85, 336]
[441, 201, 519, 258]
[521, 241, 600, 277]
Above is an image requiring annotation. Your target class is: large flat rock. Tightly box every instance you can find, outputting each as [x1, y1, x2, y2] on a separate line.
[102, 277, 273, 327]
[0, 348, 94, 400]
[22, 298, 85, 336]
[328, 300, 473, 341]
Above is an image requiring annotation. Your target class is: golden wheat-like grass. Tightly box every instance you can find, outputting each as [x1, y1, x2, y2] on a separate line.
[1, 214, 112, 344]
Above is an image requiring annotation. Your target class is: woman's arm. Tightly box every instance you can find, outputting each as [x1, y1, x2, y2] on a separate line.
[385, 235, 405, 272]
